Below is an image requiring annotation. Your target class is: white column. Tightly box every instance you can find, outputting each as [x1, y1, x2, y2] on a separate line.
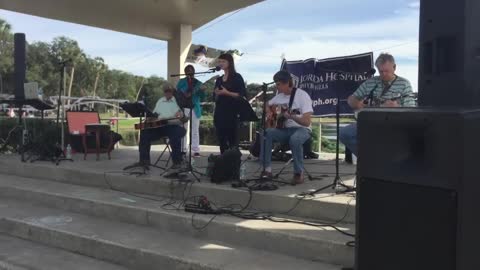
[167, 24, 192, 84]
[168, 24, 192, 151]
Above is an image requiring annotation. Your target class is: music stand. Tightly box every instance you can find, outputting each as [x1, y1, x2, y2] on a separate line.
[120, 102, 156, 174]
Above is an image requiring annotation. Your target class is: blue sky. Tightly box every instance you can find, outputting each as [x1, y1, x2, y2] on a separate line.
[0, 0, 420, 90]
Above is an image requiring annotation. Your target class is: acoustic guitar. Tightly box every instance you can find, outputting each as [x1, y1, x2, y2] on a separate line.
[249, 106, 301, 157]
[266, 105, 301, 129]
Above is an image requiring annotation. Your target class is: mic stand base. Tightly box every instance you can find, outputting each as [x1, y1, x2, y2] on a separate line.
[123, 162, 150, 176]
[54, 149, 74, 166]
[55, 157, 74, 166]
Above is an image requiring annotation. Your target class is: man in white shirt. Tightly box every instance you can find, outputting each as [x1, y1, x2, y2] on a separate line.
[138, 83, 186, 169]
[260, 70, 313, 184]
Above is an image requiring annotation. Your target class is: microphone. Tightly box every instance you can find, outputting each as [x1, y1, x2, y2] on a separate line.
[365, 68, 376, 76]
[209, 66, 221, 72]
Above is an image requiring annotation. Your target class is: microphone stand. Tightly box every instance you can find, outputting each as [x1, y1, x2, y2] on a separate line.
[54, 61, 73, 165]
[170, 71, 216, 182]
[260, 82, 274, 181]
[301, 68, 373, 196]
[170, 69, 218, 78]
[233, 82, 293, 187]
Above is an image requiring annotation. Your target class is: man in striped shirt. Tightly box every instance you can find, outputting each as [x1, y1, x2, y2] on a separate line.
[339, 53, 415, 156]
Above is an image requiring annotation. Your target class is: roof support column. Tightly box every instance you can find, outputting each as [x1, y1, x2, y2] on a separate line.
[167, 24, 192, 84]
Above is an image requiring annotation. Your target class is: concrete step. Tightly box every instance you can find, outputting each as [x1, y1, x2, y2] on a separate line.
[0, 199, 343, 270]
[0, 234, 127, 270]
[0, 174, 354, 266]
[0, 156, 356, 223]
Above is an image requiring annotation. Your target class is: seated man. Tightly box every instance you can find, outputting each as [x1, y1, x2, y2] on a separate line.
[260, 70, 313, 184]
[340, 53, 415, 156]
[138, 83, 186, 171]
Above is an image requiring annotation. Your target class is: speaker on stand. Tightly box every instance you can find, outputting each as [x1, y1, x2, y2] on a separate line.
[13, 33, 28, 161]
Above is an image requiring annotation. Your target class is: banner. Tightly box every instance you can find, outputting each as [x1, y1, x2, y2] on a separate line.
[281, 52, 374, 117]
[186, 44, 243, 68]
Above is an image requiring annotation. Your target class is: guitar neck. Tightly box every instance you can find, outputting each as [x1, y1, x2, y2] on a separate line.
[135, 117, 184, 130]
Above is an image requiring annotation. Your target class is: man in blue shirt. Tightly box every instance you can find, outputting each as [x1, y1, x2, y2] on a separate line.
[138, 83, 186, 170]
[176, 65, 205, 157]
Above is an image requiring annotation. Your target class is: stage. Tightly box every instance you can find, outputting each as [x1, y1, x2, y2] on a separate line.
[0, 146, 357, 269]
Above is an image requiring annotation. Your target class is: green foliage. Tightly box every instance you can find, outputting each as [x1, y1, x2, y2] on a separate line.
[0, 118, 60, 154]
[0, 19, 13, 93]
[0, 17, 169, 103]
[321, 136, 345, 153]
[119, 130, 139, 147]
[0, 17, 276, 107]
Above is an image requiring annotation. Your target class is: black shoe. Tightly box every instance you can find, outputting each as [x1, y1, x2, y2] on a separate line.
[123, 160, 150, 170]
[305, 151, 319, 159]
[260, 171, 273, 181]
[164, 162, 183, 178]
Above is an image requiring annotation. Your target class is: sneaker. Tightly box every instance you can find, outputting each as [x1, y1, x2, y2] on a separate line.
[168, 162, 183, 172]
[260, 171, 273, 180]
[293, 173, 304, 185]
[194, 153, 201, 158]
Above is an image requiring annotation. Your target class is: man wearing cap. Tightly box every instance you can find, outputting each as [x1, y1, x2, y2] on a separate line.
[137, 83, 186, 171]
[260, 70, 313, 184]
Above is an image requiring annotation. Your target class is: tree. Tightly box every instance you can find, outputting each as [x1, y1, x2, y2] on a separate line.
[26, 41, 59, 97]
[92, 57, 107, 97]
[0, 18, 12, 50]
[141, 75, 166, 109]
[0, 17, 169, 103]
[50, 37, 86, 103]
[0, 18, 13, 94]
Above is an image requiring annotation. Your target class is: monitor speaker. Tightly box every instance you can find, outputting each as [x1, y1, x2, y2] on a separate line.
[356, 108, 480, 270]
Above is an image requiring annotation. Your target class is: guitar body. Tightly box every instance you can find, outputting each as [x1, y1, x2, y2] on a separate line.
[175, 90, 194, 109]
[266, 105, 301, 129]
[266, 105, 288, 129]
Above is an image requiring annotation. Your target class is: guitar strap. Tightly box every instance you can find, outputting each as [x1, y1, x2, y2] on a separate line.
[288, 87, 297, 111]
[367, 76, 398, 106]
[187, 77, 194, 93]
[380, 75, 398, 98]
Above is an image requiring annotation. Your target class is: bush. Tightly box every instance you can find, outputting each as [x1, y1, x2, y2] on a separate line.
[119, 130, 139, 146]
[0, 118, 61, 154]
[115, 119, 344, 154]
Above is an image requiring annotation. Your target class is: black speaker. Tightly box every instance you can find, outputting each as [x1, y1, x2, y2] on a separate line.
[418, 0, 480, 106]
[356, 108, 480, 270]
[14, 33, 26, 100]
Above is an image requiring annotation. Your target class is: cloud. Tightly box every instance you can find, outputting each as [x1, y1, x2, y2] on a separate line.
[0, 3, 420, 90]
[408, 2, 420, 9]
[104, 49, 168, 77]
[229, 9, 420, 90]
